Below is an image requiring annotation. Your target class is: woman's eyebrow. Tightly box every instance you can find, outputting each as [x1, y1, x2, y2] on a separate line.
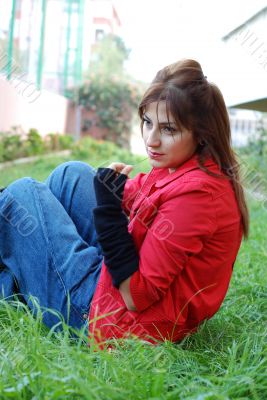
[158, 121, 176, 126]
[143, 113, 151, 121]
[144, 113, 176, 125]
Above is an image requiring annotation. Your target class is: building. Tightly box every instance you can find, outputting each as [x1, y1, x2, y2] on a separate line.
[217, 4, 267, 147]
[0, 0, 121, 95]
[0, 0, 122, 136]
[222, 5, 267, 112]
[229, 108, 263, 148]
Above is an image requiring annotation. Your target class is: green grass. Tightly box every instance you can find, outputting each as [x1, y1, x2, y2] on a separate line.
[0, 150, 266, 399]
[0, 151, 150, 187]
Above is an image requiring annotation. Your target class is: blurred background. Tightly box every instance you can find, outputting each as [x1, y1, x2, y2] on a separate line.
[0, 0, 266, 161]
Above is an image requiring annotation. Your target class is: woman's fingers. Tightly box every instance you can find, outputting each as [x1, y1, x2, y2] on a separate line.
[121, 165, 133, 176]
[107, 162, 133, 176]
[107, 162, 125, 171]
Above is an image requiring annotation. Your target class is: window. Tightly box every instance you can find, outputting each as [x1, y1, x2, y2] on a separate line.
[95, 29, 104, 42]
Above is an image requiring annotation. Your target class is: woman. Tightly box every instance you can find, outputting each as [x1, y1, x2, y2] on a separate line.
[0, 59, 249, 346]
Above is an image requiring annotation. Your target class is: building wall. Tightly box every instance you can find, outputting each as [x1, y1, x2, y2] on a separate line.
[0, 0, 138, 156]
[221, 7, 267, 108]
[0, 0, 121, 96]
[0, 75, 69, 136]
[0, 0, 122, 141]
[83, 0, 121, 73]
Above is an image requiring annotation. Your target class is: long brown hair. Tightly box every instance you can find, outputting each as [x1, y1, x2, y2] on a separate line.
[138, 59, 249, 240]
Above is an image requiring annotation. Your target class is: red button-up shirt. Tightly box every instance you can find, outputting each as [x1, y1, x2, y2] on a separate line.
[88, 154, 243, 345]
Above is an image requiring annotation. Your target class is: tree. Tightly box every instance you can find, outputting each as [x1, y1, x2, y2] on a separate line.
[72, 34, 144, 148]
[89, 34, 130, 77]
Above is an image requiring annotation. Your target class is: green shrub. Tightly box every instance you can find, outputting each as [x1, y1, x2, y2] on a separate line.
[75, 76, 143, 149]
[45, 133, 60, 151]
[24, 128, 45, 156]
[0, 132, 24, 161]
[0, 130, 75, 163]
[72, 137, 98, 159]
[72, 136, 128, 162]
[71, 136, 148, 174]
[0, 138, 5, 162]
[58, 134, 74, 150]
[45, 133, 74, 151]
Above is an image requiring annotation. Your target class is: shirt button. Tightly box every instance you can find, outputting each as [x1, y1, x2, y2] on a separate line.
[82, 313, 88, 320]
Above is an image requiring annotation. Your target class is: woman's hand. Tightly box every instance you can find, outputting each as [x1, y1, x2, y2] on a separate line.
[107, 162, 133, 177]
[119, 276, 137, 311]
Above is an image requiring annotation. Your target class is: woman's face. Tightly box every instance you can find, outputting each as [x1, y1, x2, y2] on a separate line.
[142, 101, 198, 173]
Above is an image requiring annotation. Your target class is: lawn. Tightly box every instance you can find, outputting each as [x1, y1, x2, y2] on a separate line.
[0, 151, 266, 399]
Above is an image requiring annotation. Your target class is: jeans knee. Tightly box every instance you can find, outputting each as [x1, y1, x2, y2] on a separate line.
[1, 178, 38, 235]
[51, 161, 96, 183]
[6, 177, 34, 199]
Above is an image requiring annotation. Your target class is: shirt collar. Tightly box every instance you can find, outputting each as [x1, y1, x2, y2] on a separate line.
[154, 153, 219, 188]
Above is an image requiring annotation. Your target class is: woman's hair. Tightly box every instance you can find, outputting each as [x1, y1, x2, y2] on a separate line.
[138, 59, 249, 239]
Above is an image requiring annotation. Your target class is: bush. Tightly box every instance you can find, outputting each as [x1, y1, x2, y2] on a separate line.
[72, 136, 148, 173]
[58, 134, 74, 150]
[45, 133, 74, 152]
[0, 140, 4, 162]
[24, 128, 45, 156]
[74, 76, 143, 149]
[0, 129, 75, 162]
[72, 137, 119, 161]
[0, 132, 24, 161]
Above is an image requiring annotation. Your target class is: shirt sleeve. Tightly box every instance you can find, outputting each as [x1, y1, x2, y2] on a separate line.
[121, 172, 147, 216]
[129, 184, 217, 312]
[93, 168, 139, 288]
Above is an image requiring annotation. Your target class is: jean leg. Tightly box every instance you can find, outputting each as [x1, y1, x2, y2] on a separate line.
[0, 177, 103, 330]
[44, 161, 100, 250]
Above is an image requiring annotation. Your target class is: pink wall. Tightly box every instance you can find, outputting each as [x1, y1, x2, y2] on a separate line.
[66, 105, 115, 141]
[0, 76, 69, 136]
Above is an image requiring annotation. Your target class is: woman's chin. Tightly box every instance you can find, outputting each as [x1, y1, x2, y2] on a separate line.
[149, 158, 165, 168]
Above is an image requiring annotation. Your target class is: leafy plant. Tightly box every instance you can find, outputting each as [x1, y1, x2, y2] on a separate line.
[89, 34, 130, 77]
[0, 129, 75, 162]
[24, 128, 45, 156]
[0, 131, 24, 161]
[58, 134, 74, 150]
[45, 133, 74, 151]
[68, 34, 145, 149]
[77, 76, 142, 148]
[72, 136, 142, 167]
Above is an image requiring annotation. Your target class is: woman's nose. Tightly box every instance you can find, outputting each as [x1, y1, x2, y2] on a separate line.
[146, 129, 161, 147]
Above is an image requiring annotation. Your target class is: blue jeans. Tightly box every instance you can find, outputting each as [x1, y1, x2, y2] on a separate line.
[0, 161, 103, 331]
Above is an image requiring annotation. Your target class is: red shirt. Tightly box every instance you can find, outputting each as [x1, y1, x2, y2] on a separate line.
[88, 154, 243, 345]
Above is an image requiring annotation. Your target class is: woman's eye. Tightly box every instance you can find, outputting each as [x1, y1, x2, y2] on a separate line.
[161, 126, 176, 134]
[143, 118, 151, 127]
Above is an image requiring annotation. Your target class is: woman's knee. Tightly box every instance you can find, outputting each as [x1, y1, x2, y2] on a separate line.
[48, 161, 96, 184]
[1, 178, 38, 235]
[6, 177, 35, 200]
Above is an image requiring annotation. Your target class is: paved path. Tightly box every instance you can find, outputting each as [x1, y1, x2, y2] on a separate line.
[0, 150, 71, 170]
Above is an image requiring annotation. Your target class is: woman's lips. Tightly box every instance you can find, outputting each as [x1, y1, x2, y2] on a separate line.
[148, 150, 164, 159]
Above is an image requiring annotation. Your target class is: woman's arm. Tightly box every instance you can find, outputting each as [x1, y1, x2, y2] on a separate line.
[99, 162, 137, 311]
[93, 163, 140, 293]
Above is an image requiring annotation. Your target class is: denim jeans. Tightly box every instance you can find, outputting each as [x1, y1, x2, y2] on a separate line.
[0, 161, 103, 331]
